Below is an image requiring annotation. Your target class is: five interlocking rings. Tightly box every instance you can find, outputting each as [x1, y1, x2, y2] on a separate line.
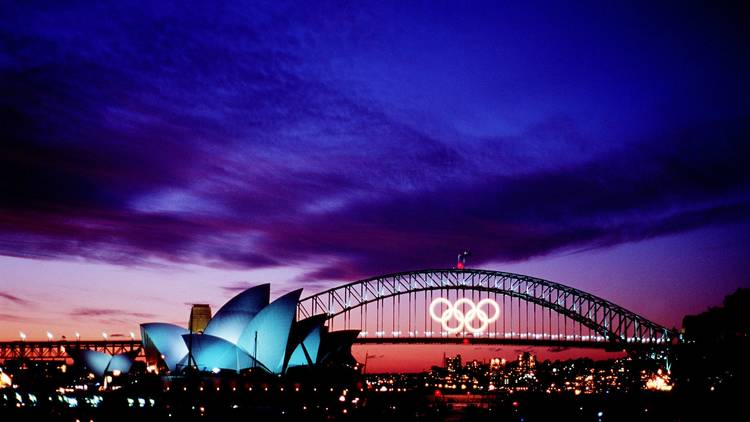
[429, 298, 501, 334]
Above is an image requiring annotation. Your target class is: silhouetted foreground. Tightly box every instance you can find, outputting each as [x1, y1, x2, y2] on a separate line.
[1, 385, 746, 421]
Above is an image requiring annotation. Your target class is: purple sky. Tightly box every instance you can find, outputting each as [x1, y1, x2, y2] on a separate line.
[1, 2, 748, 366]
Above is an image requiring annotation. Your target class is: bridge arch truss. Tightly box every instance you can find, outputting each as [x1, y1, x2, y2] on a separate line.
[297, 269, 675, 347]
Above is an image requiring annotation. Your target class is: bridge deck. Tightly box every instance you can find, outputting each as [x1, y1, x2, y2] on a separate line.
[0, 340, 142, 362]
[353, 337, 668, 351]
[0, 337, 670, 362]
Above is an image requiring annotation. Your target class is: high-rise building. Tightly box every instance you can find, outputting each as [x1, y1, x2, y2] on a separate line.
[445, 354, 462, 372]
[490, 357, 506, 372]
[518, 352, 535, 369]
[189, 304, 212, 333]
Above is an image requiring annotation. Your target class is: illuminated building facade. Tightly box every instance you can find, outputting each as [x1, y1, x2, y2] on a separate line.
[188, 304, 212, 333]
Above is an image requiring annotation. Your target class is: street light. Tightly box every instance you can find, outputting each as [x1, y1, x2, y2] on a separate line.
[102, 332, 108, 340]
[47, 331, 53, 341]
[19, 332, 26, 341]
[75, 332, 80, 341]
[129, 331, 135, 340]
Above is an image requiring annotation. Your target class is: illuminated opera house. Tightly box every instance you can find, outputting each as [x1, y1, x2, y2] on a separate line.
[70, 284, 358, 377]
[139, 284, 359, 375]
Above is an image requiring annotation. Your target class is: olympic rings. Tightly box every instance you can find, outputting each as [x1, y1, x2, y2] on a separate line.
[429, 297, 501, 334]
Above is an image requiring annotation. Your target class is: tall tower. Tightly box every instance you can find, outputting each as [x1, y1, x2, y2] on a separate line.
[456, 251, 471, 269]
[189, 304, 212, 334]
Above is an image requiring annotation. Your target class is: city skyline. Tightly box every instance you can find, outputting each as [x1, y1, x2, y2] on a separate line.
[1, 1, 749, 372]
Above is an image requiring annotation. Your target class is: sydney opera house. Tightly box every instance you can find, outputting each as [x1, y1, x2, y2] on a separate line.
[140, 284, 358, 375]
[70, 284, 359, 377]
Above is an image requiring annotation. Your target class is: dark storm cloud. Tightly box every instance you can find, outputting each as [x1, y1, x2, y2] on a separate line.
[3, 115, 746, 281]
[268, 117, 750, 280]
[0, 1, 748, 282]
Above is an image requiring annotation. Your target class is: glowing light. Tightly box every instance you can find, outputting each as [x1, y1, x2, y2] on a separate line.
[19, 332, 26, 341]
[0, 372, 11, 388]
[429, 298, 500, 333]
[102, 332, 108, 340]
[47, 332, 53, 340]
[645, 373, 673, 391]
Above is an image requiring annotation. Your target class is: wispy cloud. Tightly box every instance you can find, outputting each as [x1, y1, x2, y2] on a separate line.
[220, 282, 258, 295]
[0, 312, 32, 323]
[69, 308, 155, 320]
[0, 291, 31, 306]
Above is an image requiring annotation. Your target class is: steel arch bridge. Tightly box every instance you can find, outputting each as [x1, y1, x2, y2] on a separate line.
[297, 269, 677, 349]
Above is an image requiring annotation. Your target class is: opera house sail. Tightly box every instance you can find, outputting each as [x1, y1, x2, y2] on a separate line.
[67, 348, 139, 378]
[137, 284, 358, 375]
